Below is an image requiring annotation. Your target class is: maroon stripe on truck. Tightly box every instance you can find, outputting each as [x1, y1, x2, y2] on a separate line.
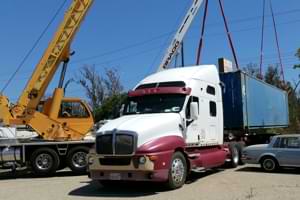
[136, 136, 186, 154]
[128, 87, 191, 97]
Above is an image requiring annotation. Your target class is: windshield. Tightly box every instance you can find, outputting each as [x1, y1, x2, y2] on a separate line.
[123, 94, 186, 115]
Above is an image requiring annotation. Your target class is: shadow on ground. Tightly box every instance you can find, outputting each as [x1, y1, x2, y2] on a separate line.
[0, 168, 84, 180]
[68, 169, 222, 198]
[236, 166, 300, 175]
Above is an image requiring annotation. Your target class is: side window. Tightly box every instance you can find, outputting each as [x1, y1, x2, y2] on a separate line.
[59, 101, 90, 118]
[272, 137, 281, 148]
[206, 85, 216, 95]
[209, 101, 217, 117]
[186, 96, 199, 118]
[279, 137, 300, 148]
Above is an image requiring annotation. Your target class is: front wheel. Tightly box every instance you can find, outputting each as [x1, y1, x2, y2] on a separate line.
[166, 151, 187, 190]
[30, 147, 60, 176]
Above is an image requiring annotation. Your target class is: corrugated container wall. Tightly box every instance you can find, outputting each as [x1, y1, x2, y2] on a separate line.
[219, 71, 289, 130]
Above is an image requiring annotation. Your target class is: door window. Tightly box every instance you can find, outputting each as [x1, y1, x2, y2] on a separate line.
[209, 101, 217, 117]
[186, 96, 199, 119]
[59, 101, 90, 118]
[279, 137, 300, 149]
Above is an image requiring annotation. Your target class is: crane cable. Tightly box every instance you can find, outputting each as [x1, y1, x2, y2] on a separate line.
[259, 0, 266, 78]
[270, 0, 285, 82]
[196, 0, 240, 69]
[218, 0, 240, 69]
[1, 0, 68, 93]
[196, 0, 209, 65]
[259, 0, 285, 82]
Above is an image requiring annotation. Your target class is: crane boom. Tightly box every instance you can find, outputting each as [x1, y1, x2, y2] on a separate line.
[0, 0, 94, 141]
[16, 0, 93, 114]
[157, 0, 203, 72]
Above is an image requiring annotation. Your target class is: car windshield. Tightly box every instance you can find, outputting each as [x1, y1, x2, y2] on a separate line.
[123, 94, 186, 115]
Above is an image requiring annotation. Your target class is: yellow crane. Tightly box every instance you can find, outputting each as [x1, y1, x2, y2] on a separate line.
[0, 0, 94, 141]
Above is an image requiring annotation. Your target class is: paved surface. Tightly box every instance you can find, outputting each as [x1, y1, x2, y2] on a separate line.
[0, 165, 300, 200]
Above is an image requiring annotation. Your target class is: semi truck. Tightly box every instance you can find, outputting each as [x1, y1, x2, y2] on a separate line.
[87, 65, 289, 189]
[0, 0, 95, 175]
[87, 0, 288, 189]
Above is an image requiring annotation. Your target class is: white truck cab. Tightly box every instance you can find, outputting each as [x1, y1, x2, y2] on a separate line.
[88, 65, 231, 189]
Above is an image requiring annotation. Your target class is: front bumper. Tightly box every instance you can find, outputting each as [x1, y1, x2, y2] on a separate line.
[87, 150, 172, 182]
[241, 154, 258, 164]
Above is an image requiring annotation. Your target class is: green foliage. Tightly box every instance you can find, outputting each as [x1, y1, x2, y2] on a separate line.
[94, 93, 127, 122]
[294, 48, 300, 69]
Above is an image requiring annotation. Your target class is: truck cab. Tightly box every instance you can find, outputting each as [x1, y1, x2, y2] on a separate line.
[88, 65, 229, 189]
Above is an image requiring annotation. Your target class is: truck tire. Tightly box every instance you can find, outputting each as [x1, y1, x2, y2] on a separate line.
[260, 156, 278, 172]
[30, 147, 60, 176]
[229, 144, 239, 168]
[166, 151, 187, 190]
[66, 146, 90, 174]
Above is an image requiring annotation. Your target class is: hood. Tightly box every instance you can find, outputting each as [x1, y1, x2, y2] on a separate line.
[245, 144, 269, 150]
[97, 113, 183, 147]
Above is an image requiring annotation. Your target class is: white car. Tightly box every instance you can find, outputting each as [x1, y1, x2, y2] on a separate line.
[242, 134, 300, 171]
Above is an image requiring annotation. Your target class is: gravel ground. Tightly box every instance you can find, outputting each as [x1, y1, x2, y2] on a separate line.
[0, 165, 300, 200]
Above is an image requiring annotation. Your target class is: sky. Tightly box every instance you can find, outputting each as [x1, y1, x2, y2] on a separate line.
[1, 0, 300, 102]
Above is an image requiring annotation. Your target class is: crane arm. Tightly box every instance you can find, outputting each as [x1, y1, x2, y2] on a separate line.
[14, 0, 93, 116]
[157, 0, 203, 72]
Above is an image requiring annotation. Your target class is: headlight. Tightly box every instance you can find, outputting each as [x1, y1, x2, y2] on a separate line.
[88, 156, 94, 165]
[139, 156, 146, 164]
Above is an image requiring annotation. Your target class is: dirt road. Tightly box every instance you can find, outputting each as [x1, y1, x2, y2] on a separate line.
[1, 165, 300, 200]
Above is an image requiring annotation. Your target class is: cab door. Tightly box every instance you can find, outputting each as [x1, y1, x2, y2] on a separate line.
[56, 100, 94, 134]
[185, 96, 201, 145]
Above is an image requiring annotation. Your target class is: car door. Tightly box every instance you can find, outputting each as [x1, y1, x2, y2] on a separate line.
[276, 136, 300, 167]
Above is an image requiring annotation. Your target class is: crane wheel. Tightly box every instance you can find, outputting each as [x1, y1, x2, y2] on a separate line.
[30, 147, 60, 176]
[67, 146, 90, 174]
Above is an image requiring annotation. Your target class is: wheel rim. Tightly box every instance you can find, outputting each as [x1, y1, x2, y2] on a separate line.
[72, 151, 87, 168]
[263, 159, 275, 171]
[171, 158, 185, 184]
[232, 148, 239, 165]
[36, 153, 53, 170]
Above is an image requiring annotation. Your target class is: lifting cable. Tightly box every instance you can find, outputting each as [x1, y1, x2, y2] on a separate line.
[259, 0, 266, 78]
[196, 0, 240, 69]
[218, 0, 240, 69]
[1, 0, 68, 94]
[269, 0, 285, 82]
[196, 0, 209, 65]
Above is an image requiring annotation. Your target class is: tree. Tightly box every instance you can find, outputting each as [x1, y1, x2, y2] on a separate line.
[243, 63, 261, 79]
[104, 68, 123, 97]
[76, 65, 125, 121]
[294, 48, 300, 69]
[77, 65, 105, 111]
[94, 93, 127, 122]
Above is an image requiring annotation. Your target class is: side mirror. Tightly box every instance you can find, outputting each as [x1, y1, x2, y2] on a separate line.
[190, 102, 198, 120]
[119, 104, 125, 117]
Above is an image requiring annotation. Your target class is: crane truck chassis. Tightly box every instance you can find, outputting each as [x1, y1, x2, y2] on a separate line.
[0, 136, 94, 175]
[87, 65, 288, 189]
[0, 0, 95, 176]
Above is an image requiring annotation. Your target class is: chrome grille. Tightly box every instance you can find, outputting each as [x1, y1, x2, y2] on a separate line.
[96, 131, 136, 155]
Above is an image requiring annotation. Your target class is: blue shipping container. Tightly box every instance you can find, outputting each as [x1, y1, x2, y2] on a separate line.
[220, 71, 289, 129]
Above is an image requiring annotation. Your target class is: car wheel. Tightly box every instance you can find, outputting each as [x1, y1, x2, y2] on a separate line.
[261, 157, 278, 172]
[30, 147, 60, 176]
[166, 151, 187, 190]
